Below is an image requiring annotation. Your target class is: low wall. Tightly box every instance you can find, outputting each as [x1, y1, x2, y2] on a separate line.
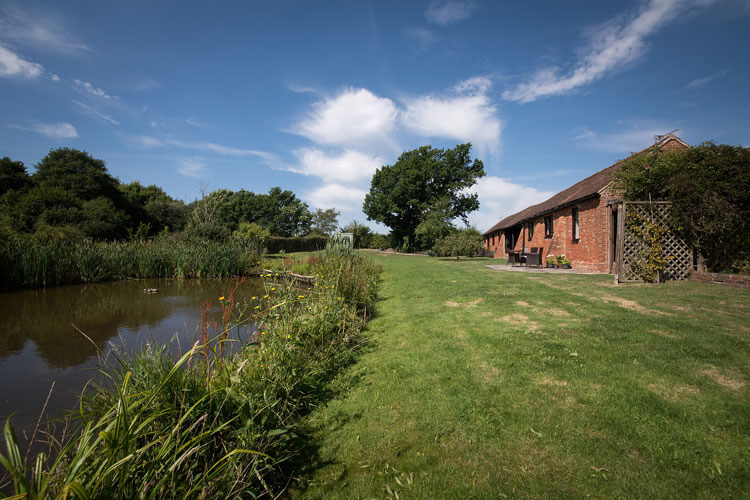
[688, 270, 750, 289]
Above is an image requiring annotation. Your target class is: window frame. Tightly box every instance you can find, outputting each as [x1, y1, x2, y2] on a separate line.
[527, 221, 534, 241]
[572, 207, 580, 242]
[544, 215, 554, 238]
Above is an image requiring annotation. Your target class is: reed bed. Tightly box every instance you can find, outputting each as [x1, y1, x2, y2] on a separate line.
[0, 235, 261, 289]
[1, 249, 380, 498]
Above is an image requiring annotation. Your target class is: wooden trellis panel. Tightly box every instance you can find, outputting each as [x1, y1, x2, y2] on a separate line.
[618, 201, 692, 282]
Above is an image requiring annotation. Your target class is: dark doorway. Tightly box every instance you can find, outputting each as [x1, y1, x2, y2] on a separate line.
[505, 226, 522, 252]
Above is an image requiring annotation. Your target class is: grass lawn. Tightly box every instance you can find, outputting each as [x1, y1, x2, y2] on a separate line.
[290, 252, 749, 499]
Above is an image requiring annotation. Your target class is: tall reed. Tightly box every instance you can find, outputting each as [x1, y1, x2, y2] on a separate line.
[0, 234, 262, 289]
[1, 250, 380, 497]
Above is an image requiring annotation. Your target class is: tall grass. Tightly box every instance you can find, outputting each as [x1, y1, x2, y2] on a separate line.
[0, 234, 261, 289]
[1, 250, 380, 497]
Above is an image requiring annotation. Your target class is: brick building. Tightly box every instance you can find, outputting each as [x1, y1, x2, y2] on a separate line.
[482, 134, 689, 273]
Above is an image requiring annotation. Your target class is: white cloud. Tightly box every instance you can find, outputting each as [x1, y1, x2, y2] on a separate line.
[426, 1, 476, 25]
[305, 183, 368, 211]
[0, 44, 44, 79]
[72, 100, 119, 125]
[289, 149, 384, 185]
[468, 176, 553, 232]
[572, 126, 595, 139]
[50, 73, 60, 82]
[406, 27, 438, 51]
[291, 88, 399, 150]
[178, 157, 205, 178]
[122, 134, 277, 163]
[502, 0, 712, 103]
[185, 116, 208, 128]
[9, 121, 78, 140]
[0, 5, 93, 53]
[73, 79, 118, 100]
[123, 135, 163, 148]
[686, 69, 728, 89]
[574, 122, 684, 153]
[401, 79, 502, 156]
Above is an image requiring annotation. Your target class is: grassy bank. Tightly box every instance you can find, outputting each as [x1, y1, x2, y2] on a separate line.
[0, 234, 261, 289]
[0, 250, 379, 497]
[296, 253, 749, 498]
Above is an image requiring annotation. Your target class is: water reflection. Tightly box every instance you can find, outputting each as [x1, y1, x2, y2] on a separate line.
[0, 278, 264, 437]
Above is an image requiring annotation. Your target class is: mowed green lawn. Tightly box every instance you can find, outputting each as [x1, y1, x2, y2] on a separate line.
[292, 253, 749, 499]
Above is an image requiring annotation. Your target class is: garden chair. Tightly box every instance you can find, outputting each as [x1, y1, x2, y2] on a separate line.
[521, 247, 542, 268]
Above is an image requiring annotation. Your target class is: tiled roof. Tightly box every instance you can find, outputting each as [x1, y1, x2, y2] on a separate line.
[482, 135, 688, 235]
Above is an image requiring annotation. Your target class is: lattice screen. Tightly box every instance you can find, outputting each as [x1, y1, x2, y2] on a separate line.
[619, 201, 693, 282]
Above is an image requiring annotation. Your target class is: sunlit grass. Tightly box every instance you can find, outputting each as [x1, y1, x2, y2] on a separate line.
[295, 254, 749, 499]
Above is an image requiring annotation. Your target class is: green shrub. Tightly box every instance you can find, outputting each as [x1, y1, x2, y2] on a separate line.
[1, 250, 380, 497]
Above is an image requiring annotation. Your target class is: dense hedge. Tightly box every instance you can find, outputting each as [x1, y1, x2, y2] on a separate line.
[266, 235, 328, 253]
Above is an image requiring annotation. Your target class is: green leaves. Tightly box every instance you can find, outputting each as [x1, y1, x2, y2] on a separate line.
[363, 143, 485, 250]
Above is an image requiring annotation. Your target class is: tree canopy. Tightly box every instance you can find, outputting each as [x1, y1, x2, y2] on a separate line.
[363, 143, 485, 251]
[614, 142, 750, 273]
[310, 208, 340, 236]
[0, 148, 320, 242]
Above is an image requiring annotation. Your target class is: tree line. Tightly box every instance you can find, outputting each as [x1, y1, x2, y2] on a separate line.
[0, 148, 355, 244]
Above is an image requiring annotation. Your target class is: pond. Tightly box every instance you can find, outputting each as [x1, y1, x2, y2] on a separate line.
[0, 277, 265, 441]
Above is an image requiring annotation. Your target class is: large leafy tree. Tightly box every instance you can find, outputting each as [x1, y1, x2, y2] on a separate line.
[34, 148, 121, 201]
[0, 157, 32, 195]
[258, 187, 312, 237]
[615, 142, 750, 272]
[363, 143, 485, 250]
[311, 208, 340, 236]
[120, 181, 188, 233]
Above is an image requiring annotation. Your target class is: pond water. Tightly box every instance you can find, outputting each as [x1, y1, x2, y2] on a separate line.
[0, 277, 265, 440]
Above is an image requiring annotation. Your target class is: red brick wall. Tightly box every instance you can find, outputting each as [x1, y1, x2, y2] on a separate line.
[486, 194, 614, 272]
[483, 230, 506, 258]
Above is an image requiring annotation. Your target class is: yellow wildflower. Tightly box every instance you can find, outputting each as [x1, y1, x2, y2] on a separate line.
[219, 296, 225, 301]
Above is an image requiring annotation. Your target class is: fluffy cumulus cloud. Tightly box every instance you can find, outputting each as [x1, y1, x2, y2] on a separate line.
[502, 0, 713, 103]
[305, 183, 369, 211]
[0, 44, 44, 79]
[287, 80, 505, 224]
[289, 149, 384, 185]
[468, 176, 553, 232]
[292, 88, 399, 150]
[425, 1, 476, 25]
[401, 77, 502, 156]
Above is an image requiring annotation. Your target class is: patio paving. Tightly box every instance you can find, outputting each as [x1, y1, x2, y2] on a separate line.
[487, 264, 602, 275]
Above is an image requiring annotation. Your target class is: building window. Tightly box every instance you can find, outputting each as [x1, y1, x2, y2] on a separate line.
[572, 207, 580, 241]
[527, 221, 534, 241]
[544, 215, 553, 238]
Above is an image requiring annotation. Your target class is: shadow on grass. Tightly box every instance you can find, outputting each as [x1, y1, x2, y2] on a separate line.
[273, 323, 378, 496]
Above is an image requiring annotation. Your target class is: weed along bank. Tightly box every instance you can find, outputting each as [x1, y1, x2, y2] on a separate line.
[483, 133, 689, 273]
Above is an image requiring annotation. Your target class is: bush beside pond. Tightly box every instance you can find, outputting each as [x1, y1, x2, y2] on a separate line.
[0, 249, 380, 498]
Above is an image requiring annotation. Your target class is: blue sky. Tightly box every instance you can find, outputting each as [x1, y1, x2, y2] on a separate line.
[1, 0, 748, 231]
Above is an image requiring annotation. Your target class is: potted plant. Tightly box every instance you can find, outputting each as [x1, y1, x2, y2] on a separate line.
[546, 256, 556, 268]
[555, 255, 568, 269]
[560, 256, 572, 269]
